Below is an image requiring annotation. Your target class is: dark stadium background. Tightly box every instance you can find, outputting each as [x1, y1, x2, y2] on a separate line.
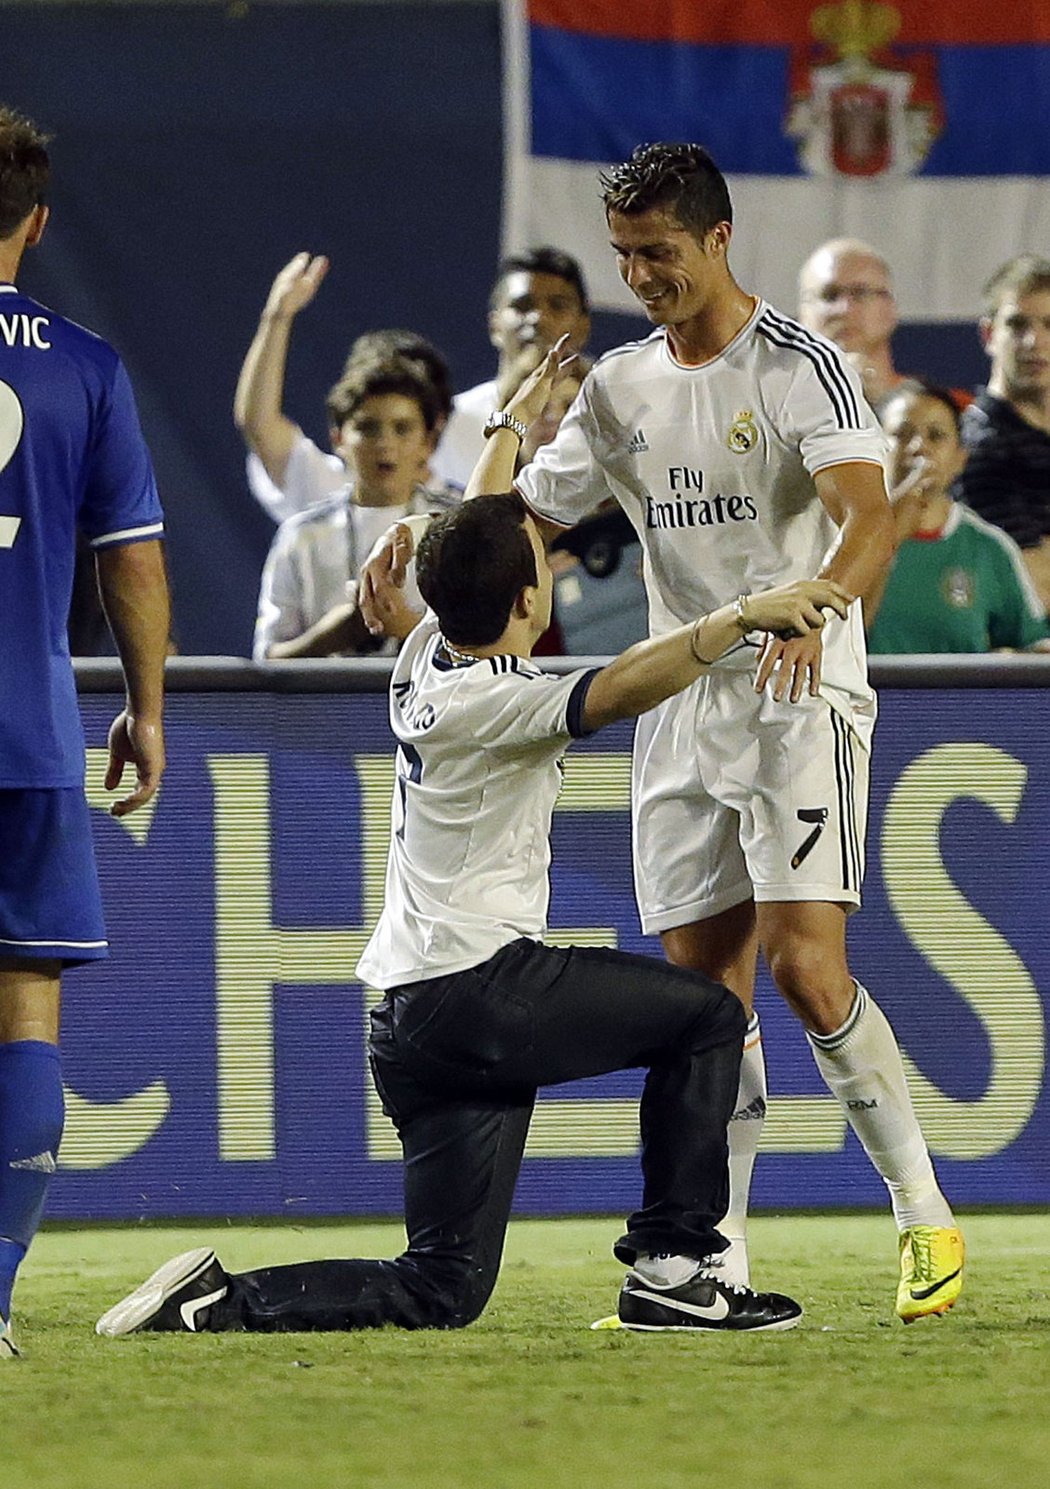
[0, 2, 987, 656]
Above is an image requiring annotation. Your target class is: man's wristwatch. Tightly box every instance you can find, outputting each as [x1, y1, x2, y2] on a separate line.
[483, 410, 529, 442]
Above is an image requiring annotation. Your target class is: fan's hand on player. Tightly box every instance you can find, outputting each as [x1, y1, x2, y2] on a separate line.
[503, 336, 579, 430]
[264, 252, 330, 320]
[748, 579, 851, 703]
[743, 579, 851, 638]
[364, 582, 424, 642]
[360, 521, 417, 635]
[105, 711, 165, 818]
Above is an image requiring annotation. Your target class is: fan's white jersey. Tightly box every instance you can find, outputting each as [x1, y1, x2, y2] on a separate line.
[356, 616, 598, 991]
[517, 299, 887, 732]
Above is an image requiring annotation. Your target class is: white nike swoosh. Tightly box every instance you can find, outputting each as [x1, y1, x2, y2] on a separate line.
[630, 1286, 731, 1322]
[180, 1286, 226, 1331]
[10, 1151, 57, 1174]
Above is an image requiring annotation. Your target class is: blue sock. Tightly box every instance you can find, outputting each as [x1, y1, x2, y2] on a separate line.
[0, 1041, 65, 1321]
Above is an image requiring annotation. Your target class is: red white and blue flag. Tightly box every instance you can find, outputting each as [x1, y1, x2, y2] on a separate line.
[502, 1, 1050, 321]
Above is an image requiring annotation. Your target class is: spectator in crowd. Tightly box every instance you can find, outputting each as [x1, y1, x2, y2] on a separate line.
[797, 239, 903, 405]
[234, 253, 455, 522]
[253, 356, 457, 659]
[867, 381, 1050, 654]
[432, 247, 592, 487]
[798, 239, 971, 411]
[956, 255, 1050, 610]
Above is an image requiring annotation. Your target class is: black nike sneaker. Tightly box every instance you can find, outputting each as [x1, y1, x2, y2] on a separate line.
[96, 1248, 230, 1337]
[616, 1269, 803, 1332]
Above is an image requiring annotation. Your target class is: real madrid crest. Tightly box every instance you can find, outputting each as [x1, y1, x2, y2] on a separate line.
[727, 410, 759, 455]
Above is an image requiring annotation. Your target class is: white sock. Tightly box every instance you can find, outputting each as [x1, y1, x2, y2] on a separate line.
[807, 983, 954, 1231]
[724, 1013, 766, 1247]
[632, 1253, 701, 1289]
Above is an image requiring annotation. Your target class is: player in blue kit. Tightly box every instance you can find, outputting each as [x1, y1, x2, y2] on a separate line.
[0, 105, 170, 1356]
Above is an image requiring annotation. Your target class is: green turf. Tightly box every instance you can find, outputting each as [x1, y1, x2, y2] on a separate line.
[6, 1214, 1049, 1489]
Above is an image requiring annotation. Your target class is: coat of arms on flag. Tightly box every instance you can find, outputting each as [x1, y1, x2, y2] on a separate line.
[503, 1, 1050, 323]
[787, 1, 943, 178]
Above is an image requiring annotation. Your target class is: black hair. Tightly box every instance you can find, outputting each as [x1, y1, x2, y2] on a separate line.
[0, 104, 50, 239]
[416, 492, 539, 646]
[491, 246, 590, 313]
[325, 354, 442, 433]
[344, 329, 453, 423]
[879, 378, 961, 435]
[599, 142, 732, 239]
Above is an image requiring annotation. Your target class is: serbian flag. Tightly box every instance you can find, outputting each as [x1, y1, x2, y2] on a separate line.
[502, 1, 1050, 324]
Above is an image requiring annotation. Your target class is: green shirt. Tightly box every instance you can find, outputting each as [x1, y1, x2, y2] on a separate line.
[868, 503, 1050, 655]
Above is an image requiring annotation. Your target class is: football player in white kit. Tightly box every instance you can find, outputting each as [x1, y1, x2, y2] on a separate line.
[96, 350, 852, 1340]
[507, 144, 964, 1323]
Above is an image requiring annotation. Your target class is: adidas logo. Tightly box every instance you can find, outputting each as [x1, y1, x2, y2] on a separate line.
[626, 428, 649, 454]
[11, 1150, 57, 1174]
[730, 1097, 767, 1123]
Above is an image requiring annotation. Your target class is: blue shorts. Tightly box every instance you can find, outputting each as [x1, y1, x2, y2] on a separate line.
[0, 788, 108, 966]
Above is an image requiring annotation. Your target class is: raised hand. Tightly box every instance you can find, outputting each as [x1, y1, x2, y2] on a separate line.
[263, 252, 330, 320]
[504, 335, 579, 431]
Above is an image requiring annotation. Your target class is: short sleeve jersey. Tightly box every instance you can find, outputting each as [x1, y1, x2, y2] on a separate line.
[868, 503, 1050, 654]
[252, 481, 461, 660]
[356, 616, 597, 989]
[517, 301, 887, 710]
[0, 285, 164, 787]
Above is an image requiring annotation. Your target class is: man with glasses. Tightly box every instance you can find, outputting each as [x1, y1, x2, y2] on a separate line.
[797, 239, 903, 405]
[799, 239, 972, 412]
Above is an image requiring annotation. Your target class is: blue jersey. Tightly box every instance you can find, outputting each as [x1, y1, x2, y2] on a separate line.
[0, 283, 163, 787]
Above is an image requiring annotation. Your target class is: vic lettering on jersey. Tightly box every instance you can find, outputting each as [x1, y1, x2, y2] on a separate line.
[0, 314, 51, 350]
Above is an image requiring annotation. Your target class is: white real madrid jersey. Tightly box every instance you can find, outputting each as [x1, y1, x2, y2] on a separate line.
[517, 300, 887, 719]
[356, 616, 598, 990]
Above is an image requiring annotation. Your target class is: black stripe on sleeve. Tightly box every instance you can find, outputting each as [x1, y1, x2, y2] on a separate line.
[566, 669, 601, 738]
[757, 310, 862, 430]
[761, 307, 862, 426]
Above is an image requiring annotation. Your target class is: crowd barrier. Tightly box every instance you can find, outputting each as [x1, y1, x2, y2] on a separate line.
[57, 655, 1050, 1219]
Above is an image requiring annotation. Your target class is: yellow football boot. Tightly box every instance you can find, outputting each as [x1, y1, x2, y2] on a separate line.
[896, 1225, 965, 1322]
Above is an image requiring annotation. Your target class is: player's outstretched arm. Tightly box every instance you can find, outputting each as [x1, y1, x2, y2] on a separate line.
[95, 539, 170, 816]
[583, 581, 851, 730]
[233, 252, 330, 485]
[861, 457, 932, 629]
[756, 460, 896, 700]
[814, 459, 896, 600]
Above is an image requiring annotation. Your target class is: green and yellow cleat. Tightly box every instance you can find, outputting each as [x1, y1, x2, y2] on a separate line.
[896, 1225, 965, 1323]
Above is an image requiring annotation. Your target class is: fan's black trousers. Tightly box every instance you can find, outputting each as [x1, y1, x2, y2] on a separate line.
[215, 937, 745, 1332]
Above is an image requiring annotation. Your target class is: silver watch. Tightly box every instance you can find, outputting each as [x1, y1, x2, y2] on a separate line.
[483, 410, 529, 441]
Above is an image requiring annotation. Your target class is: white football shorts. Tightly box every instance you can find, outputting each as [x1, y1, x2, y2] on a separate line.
[631, 668, 870, 934]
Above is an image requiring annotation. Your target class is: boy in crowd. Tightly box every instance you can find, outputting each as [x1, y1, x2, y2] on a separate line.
[253, 355, 458, 659]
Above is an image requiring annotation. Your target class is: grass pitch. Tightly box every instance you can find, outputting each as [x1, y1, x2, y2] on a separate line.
[6, 1214, 1049, 1489]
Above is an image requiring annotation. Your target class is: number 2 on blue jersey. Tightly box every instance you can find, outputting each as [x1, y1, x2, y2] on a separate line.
[0, 378, 25, 548]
